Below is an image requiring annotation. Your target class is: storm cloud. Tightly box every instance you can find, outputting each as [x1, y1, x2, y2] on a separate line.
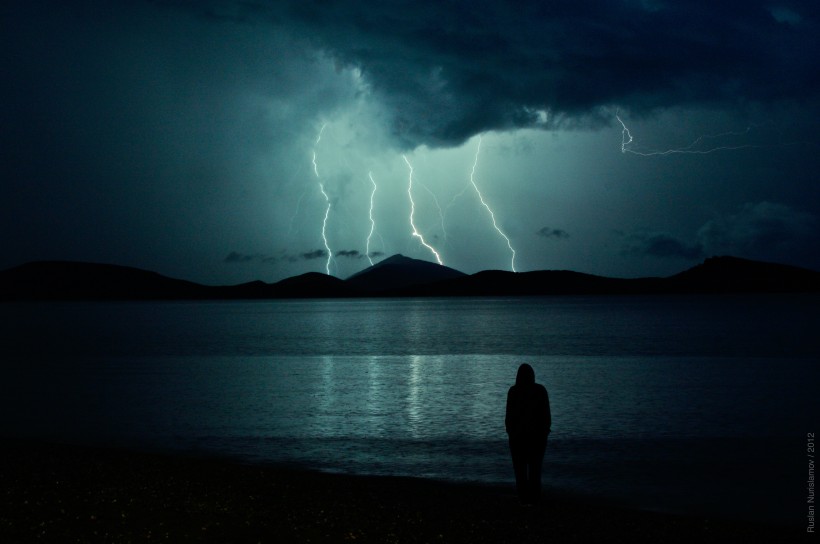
[620, 202, 818, 264]
[162, 0, 820, 148]
[698, 201, 819, 262]
[2, 1, 819, 284]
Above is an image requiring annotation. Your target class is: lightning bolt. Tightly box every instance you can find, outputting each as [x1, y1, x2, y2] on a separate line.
[417, 180, 447, 243]
[312, 123, 334, 275]
[617, 113, 634, 154]
[282, 159, 310, 238]
[287, 188, 307, 238]
[616, 113, 762, 156]
[443, 181, 471, 233]
[402, 155, 444, 265]
[469, 135, 517, 272]
[311, 123, 325, 176]
[366, 171, 377, 266]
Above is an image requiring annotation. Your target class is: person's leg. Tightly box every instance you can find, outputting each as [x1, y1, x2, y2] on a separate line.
[526, 437, 548, 504]
[509, 437, 529, 503]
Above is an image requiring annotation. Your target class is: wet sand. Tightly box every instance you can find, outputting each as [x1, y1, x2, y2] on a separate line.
[0, 440, 794, 543]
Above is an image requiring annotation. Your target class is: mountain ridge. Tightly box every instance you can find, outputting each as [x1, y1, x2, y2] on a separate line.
[346, 254, 466, 292]
[1, 255, 818, 300]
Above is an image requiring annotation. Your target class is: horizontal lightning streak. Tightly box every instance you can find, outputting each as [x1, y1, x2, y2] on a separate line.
[617, 114, 763, 156]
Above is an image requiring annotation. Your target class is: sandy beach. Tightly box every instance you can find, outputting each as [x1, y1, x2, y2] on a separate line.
[0, 439, 797, 543]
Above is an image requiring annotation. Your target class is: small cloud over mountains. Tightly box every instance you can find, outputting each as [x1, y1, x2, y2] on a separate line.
[224, 251, 256, 264]
[336, 250, 362, 259]
[537, 227, 570, 240]
[620, 231, 704, 260]
[301, 249, 327, 261]
[225, 248, 376, 265]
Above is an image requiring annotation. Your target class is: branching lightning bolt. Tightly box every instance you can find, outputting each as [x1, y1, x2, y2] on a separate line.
[470, 135, 517, 272]
[417, 180, 447, 243]
[366, 171, 377, 266]
[402, 155, 444, 265]
[443, 182, 471, 237]
[312, 123, 334, 275]
[445, 184, 470, 214]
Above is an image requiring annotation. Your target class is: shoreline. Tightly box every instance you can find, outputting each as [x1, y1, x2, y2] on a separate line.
[0, 439, 795, 542]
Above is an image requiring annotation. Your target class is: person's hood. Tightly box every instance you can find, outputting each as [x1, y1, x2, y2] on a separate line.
[516, 363, 535, 386]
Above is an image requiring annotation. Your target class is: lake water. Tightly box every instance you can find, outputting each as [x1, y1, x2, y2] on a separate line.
[1, 295, 817, 525]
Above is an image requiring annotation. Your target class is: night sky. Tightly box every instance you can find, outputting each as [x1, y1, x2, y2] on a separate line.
[3, 1, 820, 285]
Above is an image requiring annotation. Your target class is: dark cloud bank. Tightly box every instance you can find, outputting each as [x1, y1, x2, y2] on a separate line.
[622, 201, 820, 264]
[166, 0, 820, 148]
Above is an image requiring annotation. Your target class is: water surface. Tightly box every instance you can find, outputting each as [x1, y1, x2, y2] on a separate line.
[1, 295, 817, 524]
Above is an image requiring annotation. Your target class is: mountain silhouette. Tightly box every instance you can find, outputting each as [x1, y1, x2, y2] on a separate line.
[0, 261, 207, 300]
[667, 255, 820, 293]
[346, 254, 466, 292]
[1, 255, 818, 300]
[270, 272, 354, 298]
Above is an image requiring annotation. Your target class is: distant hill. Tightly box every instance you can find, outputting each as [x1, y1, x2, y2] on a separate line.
[667, 256, 820, 293]
[346, 254, 466, 292]
[405, 269, 664, 297]
[1, 255, 818, 301]
[0, 261, 208, 300]
[269, 272, 354, 298]
[0, 262, 357, 301]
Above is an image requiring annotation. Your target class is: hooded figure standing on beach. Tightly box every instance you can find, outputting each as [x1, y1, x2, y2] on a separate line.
[505, 363, 551, 504]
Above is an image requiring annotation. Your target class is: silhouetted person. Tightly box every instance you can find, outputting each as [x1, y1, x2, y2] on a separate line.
[505, 363, 551, 504]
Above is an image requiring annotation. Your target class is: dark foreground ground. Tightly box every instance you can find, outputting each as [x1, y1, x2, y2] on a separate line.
[0, 440, 798, 543]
